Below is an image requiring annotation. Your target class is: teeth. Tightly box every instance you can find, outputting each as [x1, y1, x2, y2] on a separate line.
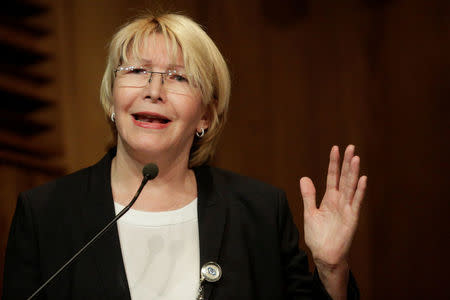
[141, 118, 157, 123]
[134, 114, 168, 123]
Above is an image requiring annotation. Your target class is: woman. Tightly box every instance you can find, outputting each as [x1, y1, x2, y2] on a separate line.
[3, 12, 367, 300]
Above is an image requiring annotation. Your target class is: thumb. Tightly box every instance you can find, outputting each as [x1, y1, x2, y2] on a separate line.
[299, 177, 317, 213]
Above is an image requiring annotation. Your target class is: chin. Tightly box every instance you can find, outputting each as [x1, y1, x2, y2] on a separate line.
[131, 141, 167, 155]
[118, 135, 163, 156]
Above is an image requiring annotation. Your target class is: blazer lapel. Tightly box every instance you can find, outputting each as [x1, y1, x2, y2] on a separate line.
[195, 166, 228, 300]
[80, 150, 131, 300]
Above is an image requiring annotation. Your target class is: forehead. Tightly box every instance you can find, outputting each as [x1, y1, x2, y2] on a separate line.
[125, 33, 184, 68]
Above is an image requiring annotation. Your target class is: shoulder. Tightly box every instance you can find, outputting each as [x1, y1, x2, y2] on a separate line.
[19, 166, 93, 211]
[19, 150, 112, 211]
[207, 166, 283, 196]
[23, 166, 91, 199]
[196, 165, 288, 215]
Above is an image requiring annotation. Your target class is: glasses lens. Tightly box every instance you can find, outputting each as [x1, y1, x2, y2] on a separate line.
[164, 72, 193, 95]
[116, 67, 148, 87]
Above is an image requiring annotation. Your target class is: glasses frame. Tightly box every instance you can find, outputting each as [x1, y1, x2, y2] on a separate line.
[114, 65, 189, 85]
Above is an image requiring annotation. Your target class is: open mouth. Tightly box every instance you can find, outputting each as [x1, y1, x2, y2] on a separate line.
[132, 113, 171, 124]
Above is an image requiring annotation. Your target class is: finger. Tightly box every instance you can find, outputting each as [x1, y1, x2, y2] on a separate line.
[342, 155, 360, 201]
[299, 177, 317, 213]
[352, 175, 367, 212]
[326, 145, 340, 190]
[338, 144, 355, 192]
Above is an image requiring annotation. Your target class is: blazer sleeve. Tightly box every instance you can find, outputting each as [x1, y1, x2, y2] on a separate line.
[277, 190, 360, 300]
[2, 192, 42, 300]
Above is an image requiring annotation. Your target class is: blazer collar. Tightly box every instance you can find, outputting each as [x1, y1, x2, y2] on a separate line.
[80, 149, 228, 300]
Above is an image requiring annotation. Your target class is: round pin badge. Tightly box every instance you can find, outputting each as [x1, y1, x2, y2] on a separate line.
[200, 262, 222, 282]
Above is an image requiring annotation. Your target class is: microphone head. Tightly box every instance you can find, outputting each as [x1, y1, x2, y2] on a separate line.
[142, 163, 159, 180]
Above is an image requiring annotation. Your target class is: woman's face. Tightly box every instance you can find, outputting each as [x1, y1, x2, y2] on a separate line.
[112, 33, 208, 161]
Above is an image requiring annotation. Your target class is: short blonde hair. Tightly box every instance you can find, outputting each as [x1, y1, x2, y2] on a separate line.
[100, 12, 230, 167]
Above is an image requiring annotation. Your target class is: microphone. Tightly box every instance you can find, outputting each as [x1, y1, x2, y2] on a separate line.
[27, 163, 159, 300]
[142, 163, 159, 181]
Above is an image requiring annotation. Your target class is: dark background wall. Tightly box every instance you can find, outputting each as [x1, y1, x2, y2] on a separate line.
[0, 0, 448, 298]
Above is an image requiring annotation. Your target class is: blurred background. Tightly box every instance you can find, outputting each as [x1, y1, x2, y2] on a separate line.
[0, 0, 448, 298]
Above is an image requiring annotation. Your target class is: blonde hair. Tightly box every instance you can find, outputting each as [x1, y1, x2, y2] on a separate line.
[100, 12, 230, 167]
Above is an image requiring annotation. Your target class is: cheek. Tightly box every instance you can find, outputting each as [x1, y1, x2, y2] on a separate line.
[177, 97, 205, 122]
[112, 87, 136, 111]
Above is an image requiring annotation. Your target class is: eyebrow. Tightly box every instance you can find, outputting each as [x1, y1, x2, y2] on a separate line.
[169, 64, 186, 69]
[132, 59, 185, 69]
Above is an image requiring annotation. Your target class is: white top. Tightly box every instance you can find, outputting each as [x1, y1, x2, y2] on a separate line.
[114, 198, 200, 300]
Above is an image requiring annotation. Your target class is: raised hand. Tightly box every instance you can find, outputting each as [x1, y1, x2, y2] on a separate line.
[299, 145, 367, 271]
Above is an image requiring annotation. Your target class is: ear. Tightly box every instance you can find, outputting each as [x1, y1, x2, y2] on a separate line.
[197, 105, 211, 131]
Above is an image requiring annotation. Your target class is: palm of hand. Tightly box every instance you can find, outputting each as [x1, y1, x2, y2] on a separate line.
[300, 145, 367, 267]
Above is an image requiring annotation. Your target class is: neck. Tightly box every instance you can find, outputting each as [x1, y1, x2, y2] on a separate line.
[111, 143, 197, 211]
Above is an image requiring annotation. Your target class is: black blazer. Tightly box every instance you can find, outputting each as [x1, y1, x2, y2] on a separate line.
[2, 150, 359, 300]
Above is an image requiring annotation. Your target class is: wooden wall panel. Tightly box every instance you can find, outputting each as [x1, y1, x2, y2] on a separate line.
[0, 0, 448, 298]
[366, 1, 450, 298]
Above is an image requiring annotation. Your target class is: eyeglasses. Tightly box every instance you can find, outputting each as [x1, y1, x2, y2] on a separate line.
[114, 66, 193, 95]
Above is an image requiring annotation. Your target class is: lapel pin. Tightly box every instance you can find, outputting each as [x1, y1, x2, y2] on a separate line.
[197, 262, 222, 299]
[201, 261, 222, 282]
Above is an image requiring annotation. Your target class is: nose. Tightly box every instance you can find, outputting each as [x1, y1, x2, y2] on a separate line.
[146, 72, 165, 101]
